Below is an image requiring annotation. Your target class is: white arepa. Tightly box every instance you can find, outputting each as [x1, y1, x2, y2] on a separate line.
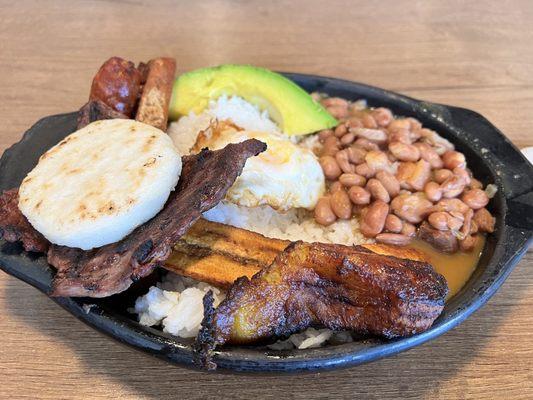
[18, 119, 182, 250]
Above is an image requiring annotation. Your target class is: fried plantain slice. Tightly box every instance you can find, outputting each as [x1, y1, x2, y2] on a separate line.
[165, 219, 427, 288]
[194, 241, 447, 369]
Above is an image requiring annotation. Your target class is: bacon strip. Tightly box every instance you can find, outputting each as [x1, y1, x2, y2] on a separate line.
[135, 58, 176, 131]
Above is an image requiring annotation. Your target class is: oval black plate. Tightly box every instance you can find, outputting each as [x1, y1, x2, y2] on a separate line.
[1, 73, 532, 373]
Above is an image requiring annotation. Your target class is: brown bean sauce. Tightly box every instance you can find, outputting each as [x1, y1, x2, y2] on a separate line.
[408, 235, 485, 299]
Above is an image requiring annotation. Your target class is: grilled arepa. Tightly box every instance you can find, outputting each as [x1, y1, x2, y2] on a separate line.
[18, 119, 182, 250]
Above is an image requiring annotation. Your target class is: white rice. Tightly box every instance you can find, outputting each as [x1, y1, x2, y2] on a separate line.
[134, 275, 225, 338]
[135, 96, 365, 349]
[134, 272, 354, 348]
[203, 200, 368, 246]
[168, 94, 279, 155]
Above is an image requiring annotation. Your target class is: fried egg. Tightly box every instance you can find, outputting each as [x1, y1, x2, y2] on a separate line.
[192, 121, 324, 210]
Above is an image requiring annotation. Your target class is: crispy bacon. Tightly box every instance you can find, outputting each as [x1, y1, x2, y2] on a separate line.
[135, 58, 176, 131]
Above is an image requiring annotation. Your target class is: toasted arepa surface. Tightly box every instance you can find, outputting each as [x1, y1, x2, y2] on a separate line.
[18, 119, 181, 250]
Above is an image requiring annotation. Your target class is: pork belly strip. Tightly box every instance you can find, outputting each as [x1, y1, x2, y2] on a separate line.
[135, 58, 176, 131]
[0, 188, 49, 253]
[195, 241, 448, 369]
[48, 139, 267, 297]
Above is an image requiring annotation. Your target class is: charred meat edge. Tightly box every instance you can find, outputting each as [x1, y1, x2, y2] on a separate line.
[0, 188, 49, 253]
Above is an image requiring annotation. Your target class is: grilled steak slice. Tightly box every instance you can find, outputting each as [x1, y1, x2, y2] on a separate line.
[0, 188, 49, 253]
[77, 100, 128, 129]
[195, 241, 448, 369]
[48, 139, 267, 297]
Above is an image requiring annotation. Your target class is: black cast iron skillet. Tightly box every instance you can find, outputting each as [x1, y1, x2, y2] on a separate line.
[1, 73, 532, 373]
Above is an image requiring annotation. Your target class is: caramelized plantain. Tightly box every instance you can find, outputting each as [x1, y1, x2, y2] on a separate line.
[165, 219, 426, 288]
[194, 241, 448, 369]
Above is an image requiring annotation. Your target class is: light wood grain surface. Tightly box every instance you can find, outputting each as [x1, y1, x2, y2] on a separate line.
[1, 1, 532, 399]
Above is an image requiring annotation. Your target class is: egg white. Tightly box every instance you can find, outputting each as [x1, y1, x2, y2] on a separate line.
[193, 121, 325, 210]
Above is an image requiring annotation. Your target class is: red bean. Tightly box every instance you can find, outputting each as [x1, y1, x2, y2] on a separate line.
[434, 169, 453, 184]
[335, 150, 355, 173]
[330, 181, 343, 193]
[319, 156, 341, 180]
[371, 108, 393, 127]
[339, 173, 366, 187]
[376, 171, 400, 197]
[346, 146, 367, 164]
[401, 222, 417, 237]
[340, 132, 356, 145]
[385, 214, 403, 233]
[389, 142, 420, 162]
[442, 151, 466, 170]
[415, 142, 443, 169]
[334, 123, 348, 138]
[360, 200, 389, 237]
[330, 188, 352, 220]
[348, 186, 371, 205]
[367, 178, 391, 203]
[428, 212, 449, 231]
[375, 233, 412, 246]
[362, 113, 378, 129]
[424, 181, 443, 202]
[462, 189, 489, 210]
[354, 163, 375, 178]
[314, 197, 337, 226]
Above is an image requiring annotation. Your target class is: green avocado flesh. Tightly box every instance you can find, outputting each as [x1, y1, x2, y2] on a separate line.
[169, 64, 338, 136]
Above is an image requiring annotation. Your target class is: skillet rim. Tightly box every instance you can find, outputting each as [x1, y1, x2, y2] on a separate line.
[0, 72, 532, 373]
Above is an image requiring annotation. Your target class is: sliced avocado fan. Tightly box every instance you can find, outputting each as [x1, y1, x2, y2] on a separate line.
[169, 64, 338, 136]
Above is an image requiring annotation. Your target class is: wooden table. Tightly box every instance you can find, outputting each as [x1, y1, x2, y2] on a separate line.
[1, 1, 532, 398]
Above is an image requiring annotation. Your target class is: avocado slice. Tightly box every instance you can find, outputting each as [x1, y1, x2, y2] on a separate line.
[169, 64, 338, 135]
